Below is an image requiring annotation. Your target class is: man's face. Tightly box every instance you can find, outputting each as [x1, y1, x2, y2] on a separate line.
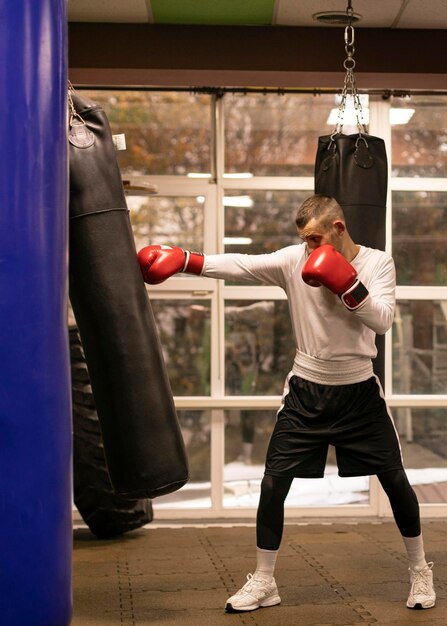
[297, 217, 342, 253]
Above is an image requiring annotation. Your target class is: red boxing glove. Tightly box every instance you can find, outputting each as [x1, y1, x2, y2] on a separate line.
[302, 244, 369, 310]
[137, 245, 204, 285]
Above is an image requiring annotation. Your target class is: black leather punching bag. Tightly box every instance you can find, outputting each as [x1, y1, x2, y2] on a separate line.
[315, 133, 387, 249]
[70, 325, 153, 538]
[314, 132, 388, 385]
[68, 91, 188, 498]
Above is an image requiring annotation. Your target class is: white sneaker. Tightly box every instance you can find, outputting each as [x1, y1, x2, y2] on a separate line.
[407, 561, 436, 609]
[225, 573, 281, 613]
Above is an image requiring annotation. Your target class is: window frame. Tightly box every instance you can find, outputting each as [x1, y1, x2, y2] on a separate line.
[74, 90, 447, 520]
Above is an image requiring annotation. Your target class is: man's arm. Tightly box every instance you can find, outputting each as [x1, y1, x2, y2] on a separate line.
[203, 247, 299, 289]
[352, 254, 396, 335]
[137, 244, 302, 288]
[302, 245, 395, 335]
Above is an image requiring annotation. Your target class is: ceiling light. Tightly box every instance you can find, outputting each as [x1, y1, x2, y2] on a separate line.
[389, 108, 415, 125]
[313, 11, 362, 26]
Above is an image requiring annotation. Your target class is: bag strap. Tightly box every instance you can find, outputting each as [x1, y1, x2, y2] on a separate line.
[68, 81, 86, 128]
[67, 81, 95, 148]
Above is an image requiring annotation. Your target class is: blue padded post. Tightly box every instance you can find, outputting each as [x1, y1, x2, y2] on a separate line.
[0, 1, 72, 625]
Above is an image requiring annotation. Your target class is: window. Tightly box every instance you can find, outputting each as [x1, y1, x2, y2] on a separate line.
[224, 190, 306, 254]
[391, 95, 447, 177]
[75, 88, 447, 518]
[224, 93, 356, 176]
[392, 191, 447, 286]
[81, 90, 212, 175]
[150, 299, 211, 396]
[393, 300, 447, 394]
[224, 300, 294, 396]
[128, 194, 205, 252]
[390, 96, 447, 507]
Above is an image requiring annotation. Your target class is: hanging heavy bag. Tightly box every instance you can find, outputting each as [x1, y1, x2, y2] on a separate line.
[315, 20, 388, 250]
[314, 25, 389, 385]
[70, 325, 153, 538]
[315, 133, 388, 386]
[68, 89, 188, 499]
[314, 132, 387, 250]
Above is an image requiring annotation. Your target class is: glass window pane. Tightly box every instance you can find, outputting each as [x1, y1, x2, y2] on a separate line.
[223, 411, 370, 508]
[224, 93, 358, 176]
[224, 300, 295, 396]
[392, 191, 447, 286]
[391, 95, 447, 177]
[128, 194, 204, 252]
[396, 409, 447, 504]
[79, 90, 211, 175]
[224, 189, 306, 255]
[150, 299, 211, 396]
[153, 410, 211, 509]
[224, 409, 274, 508]
[393, 300, 447, 394]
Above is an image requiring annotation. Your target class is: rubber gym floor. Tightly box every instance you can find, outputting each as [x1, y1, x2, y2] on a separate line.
[72, 518, 446, 626]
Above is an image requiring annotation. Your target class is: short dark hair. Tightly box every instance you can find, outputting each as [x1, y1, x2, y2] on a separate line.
[295, 194, 345, 230]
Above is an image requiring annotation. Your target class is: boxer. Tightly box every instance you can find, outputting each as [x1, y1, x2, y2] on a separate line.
[138, 194, 436, 613]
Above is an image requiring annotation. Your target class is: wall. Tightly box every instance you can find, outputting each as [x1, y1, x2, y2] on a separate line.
[69, 24, 447, 90]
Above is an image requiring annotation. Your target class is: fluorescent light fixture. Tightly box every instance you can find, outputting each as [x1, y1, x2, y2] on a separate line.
[222, 172, 253, 179]
[223, 195, 254, 208]
[187, 172, 211, 178]
[389, 108, 415, 125]
[223, 237, 253, 245]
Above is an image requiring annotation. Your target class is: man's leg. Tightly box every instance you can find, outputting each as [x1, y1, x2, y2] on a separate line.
[377, 469, 436, 609]
[225, 474, 293, 613]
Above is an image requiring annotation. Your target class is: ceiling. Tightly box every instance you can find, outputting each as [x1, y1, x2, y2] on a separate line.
[68, 0, 447, 29]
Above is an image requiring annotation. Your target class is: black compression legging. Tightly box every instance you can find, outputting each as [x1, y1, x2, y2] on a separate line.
[377, 468, 421, 537]
[257, 475, 293, 550]
[256, 469, 421, 550]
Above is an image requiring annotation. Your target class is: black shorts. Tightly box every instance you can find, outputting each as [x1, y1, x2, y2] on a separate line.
[265, 375, 403, 478]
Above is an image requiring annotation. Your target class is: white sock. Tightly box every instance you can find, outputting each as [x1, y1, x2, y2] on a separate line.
[403, 534, 427, 569]
[255, 547, 278, 580]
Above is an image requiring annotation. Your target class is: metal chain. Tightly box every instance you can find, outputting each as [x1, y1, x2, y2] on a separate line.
[331, 0, 367, 138]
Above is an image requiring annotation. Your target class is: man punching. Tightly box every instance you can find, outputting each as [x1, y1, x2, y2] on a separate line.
[137, 194, 436, 612]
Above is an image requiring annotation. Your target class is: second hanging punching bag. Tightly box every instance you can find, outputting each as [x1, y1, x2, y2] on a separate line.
[68, 89, 188, 499]
[315, 132, 388, 386]
[315, 132, 387, 250]
[314, 20, 388, 385]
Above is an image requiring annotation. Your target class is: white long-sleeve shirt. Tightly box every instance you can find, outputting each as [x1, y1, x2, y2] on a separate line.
[203, 244, 396, 385]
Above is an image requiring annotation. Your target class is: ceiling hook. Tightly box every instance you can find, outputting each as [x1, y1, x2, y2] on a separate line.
[346, 0, 354, 27]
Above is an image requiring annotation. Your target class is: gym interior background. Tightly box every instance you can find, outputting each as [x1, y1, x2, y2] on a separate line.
[68, 0, 447, 522]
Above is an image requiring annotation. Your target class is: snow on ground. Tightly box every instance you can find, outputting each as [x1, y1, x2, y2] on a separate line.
[154, 463, 447, 509]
